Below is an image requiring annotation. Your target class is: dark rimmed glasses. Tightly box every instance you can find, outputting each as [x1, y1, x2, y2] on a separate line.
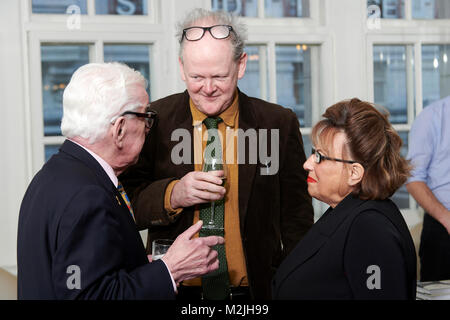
[182, 25, 234, 41]
[112, 104, 157, 130]
[311, 148, 357, 164]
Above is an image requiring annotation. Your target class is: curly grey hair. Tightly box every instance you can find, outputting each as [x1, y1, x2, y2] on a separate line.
[176, 8, 248, 62]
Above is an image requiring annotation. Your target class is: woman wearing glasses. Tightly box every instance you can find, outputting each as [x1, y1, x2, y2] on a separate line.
[272, 98, 417, 300]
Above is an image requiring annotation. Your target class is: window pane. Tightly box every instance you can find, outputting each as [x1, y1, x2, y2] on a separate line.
[367, 0, 404, 18]
[41, 45, 90, 136]
[422, 45, 450, 107]
[302, 134, 312, 159]
[96, 0, 148, 15]
[45, 145, 61, 162]
[211, 0, 258, 17]
[276, 44, 313, 128]
[265, 0, 309, 17]
[103, 44, 151, 100]
[32, 0, 87, 14]
[392, 132, 409, 209]
[413, 0, 450, 19]
[239, 46, 269, 100]
[373, 45, 411, 124]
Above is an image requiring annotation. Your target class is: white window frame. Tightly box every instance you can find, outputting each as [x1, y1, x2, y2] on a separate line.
[22, 0, 181, 174]
[28, 0, 158, 24]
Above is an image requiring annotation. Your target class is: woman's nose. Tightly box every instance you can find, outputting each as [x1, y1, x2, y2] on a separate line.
[303, 154, 315, 171]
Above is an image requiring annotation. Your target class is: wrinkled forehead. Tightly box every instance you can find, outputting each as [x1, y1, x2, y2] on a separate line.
[188, 17, 219, 28]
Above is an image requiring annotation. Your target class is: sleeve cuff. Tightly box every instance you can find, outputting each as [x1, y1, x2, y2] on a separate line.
[160, 259, 178, 293]
[164, 180, 183, 219]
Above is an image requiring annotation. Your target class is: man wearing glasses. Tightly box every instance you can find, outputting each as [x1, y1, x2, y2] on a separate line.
[17, 62, 224, 299]
[120, 9, 314, 300]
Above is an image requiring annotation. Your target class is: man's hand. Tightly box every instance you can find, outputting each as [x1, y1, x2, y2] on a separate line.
[162, 220, 224, 283]
[406, 181, 450, 234]
[441, 212, 450, 234]
[170, 171, 225, 209]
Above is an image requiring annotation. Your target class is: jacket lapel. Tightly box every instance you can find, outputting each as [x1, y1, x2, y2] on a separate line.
[237, 90, 258, 232]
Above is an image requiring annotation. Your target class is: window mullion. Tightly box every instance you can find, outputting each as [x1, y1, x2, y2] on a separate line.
[404, 0, 412, 20]
[258, 46, 268, 101]
[367, 39, 375, 102]
[267, 40, 277, 103]
[88, 0, 95, 17]
[414, 42, 423, 116]
[29, 35, 46, 170]
[93, 40, 104, 62]
[258, 0, 264, 18]
[310, 45, 320, 125]
[406, 44, 415, 124]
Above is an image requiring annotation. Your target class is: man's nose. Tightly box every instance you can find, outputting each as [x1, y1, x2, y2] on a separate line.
[203, 79, 216, 94]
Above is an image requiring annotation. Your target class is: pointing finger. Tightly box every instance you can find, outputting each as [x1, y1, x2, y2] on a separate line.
[179, 220, 203, 240]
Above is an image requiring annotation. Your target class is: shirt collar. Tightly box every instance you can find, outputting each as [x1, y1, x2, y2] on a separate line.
[68, 139, 118, 187]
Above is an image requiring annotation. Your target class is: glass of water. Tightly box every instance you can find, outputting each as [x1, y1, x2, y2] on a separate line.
[151, 239, 173, 261]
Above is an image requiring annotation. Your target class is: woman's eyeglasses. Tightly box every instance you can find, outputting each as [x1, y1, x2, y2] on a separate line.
[311, 148, 357, 164]
[182, 25, 234, 42]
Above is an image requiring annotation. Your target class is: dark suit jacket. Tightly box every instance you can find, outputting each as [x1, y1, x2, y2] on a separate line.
[17, 140, 175, 299]
[272, 195, 417, 300]
[120, 89, 314, 299]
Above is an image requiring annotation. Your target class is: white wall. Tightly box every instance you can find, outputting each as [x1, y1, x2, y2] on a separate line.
[328, 0, 368, 101]
[0, 0, 29, 270]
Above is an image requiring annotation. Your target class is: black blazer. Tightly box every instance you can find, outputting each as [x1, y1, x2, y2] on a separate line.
[272, 195, 417, 300]
[120, 89, 314, 299]
[17, 140, 175, 299]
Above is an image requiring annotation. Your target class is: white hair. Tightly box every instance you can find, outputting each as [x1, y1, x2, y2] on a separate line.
[176, 8, 248, 62]
[61, 62, 147, 144]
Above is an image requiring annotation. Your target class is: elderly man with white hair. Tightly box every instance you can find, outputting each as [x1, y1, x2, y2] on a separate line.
[17, 62, 223, 299]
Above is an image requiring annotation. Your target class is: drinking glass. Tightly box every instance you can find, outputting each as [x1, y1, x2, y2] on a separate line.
[151, 239, 173, 261]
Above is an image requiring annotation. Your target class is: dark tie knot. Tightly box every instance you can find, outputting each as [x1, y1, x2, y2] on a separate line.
[203, 117, 223, 130]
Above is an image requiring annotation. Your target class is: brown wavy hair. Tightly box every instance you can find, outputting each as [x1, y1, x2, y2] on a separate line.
[311, 98, 411, 200]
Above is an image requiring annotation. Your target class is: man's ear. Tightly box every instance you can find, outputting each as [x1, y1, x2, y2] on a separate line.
[348, 163, 364, 187]
[178, 57, 186, 82]
[237, 52, 248, 80]
[112, 117, 126, 149]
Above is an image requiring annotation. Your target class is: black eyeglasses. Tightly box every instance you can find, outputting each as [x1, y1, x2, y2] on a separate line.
[311, 148, 357, 164]
[182, 25, 234, 42]
[112, 104, 157, 130]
